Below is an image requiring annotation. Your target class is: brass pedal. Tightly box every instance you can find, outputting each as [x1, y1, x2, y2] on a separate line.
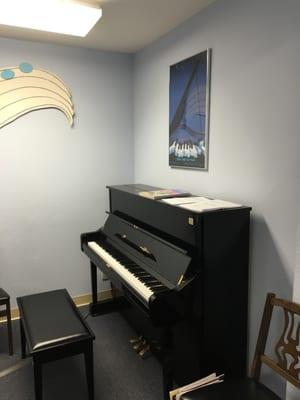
[139, 344, 151, 359]
[133, 339, 146, 352]
[129, 335, 143, 344]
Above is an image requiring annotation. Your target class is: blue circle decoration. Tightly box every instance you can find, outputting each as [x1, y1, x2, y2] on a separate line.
[1, 69, 15, 80]
[19, 62, 33, 73]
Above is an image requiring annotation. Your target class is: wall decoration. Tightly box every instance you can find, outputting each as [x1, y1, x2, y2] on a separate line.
[0, 63, 74, 129]
[169, 49, 211, 170]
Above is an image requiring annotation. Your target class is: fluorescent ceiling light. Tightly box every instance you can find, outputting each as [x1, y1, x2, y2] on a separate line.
[0, 0, 102, 37]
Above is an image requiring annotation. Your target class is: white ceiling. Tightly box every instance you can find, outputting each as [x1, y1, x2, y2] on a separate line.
[0, 0, 215, 53]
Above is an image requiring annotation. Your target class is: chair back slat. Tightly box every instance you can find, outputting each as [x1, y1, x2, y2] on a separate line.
[251, 293, 300, 389]
[271, 297, 300, 315]
[261, 355, 300, 389]
[274, 308, 300, 382]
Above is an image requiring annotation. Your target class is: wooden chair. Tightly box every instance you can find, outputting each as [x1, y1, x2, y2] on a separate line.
[180, 293, 300, 399]
[0, 288, 13, 355]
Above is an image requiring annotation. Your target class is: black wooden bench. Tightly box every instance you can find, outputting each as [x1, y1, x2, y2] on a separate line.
[0, 288, 13, 355]
[17, 289, 95, 400]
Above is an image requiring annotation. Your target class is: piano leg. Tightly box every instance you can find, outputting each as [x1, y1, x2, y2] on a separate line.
[90, 262, 98, 316]
[163, 363, 173, 400]
[162, 327, 174, 400]
[89, 262, 129, 316]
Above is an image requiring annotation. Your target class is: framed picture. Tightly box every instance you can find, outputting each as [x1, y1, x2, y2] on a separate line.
[169, 49, 211, 170]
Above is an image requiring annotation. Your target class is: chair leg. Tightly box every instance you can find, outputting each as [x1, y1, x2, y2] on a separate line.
[6, 300, 13, 355]
[162, 358, 173, 400]
[84, 341, 94, 400]
[33, 358, 43, 400]
[20, 318, 26, 359]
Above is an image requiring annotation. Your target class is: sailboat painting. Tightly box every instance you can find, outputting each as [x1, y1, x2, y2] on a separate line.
[169, 49, 211, 169]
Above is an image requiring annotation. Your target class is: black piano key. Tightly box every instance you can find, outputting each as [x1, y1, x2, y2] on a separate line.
[126, 266, 145, 273]
[142, 278, 160, 284]
[142, 278, 159, 283]
[148, 284, 164, 289]
[124, 267, 142, 275]
[134, 271, 150, 275]
[144, 283, 161, 289]
[97, 239, 169, 295]
[133, 272, 149, 277]
[128, 266, 143, 272]
[140, 279, 167, 291]
[151, 287, 167, 294]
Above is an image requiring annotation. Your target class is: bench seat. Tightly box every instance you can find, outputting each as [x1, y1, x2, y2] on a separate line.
[17, 289, 95, 400]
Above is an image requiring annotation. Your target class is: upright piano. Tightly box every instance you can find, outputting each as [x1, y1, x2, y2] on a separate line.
[81, 184, 251, 398]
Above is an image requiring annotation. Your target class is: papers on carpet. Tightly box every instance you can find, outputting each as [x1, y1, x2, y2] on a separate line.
[169, 372, 224, 400]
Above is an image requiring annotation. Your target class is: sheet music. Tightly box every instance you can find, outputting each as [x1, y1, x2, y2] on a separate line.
[169, 373, 224, 400]
[179, 198, 242, 212]
[161, 196, 203, 205]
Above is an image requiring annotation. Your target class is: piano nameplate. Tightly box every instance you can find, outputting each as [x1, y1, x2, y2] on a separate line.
[139, 245, 151, 255]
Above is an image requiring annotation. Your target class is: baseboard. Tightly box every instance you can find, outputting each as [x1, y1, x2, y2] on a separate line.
[73, 289, 112, 307]
[0, 289, 112, 323]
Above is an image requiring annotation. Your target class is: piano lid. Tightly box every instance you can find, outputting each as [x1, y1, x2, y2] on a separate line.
[103, 214, 191, 288]
[108, 184, 251, 248]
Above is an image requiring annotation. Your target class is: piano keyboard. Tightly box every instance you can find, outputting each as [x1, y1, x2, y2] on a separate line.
[88, 241, 167, 304]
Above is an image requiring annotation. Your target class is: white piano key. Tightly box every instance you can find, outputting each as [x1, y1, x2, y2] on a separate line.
[88, 241, 154, 303]
[191, 144, 197, 158]
[169, 141, 176, 155]
[186, 144, 191, 158]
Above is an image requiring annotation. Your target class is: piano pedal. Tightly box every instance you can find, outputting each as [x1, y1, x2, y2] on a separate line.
[147, 338, 162, 353]
[139, 344, 152, 359]
[129, 335, 143, 344]
[133, 339, 147, 352]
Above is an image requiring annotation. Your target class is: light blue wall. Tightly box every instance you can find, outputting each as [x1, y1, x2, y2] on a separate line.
[133, 0, 300, 396]
[0, 37, 134, 305]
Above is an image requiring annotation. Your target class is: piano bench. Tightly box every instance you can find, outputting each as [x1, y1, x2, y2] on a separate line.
[0, 288, 13, 355]
[17, 289, 95, 400]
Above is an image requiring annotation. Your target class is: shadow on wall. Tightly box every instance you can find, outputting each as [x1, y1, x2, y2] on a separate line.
[248, 214, 293, 398]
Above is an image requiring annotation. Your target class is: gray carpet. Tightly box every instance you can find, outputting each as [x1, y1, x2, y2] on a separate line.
[0, 309, 162, 400]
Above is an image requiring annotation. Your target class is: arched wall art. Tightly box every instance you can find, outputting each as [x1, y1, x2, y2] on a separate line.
[0, 63, 74, 129]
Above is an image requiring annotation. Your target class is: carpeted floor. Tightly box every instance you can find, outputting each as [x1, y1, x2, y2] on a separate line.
[0, 308, 162, 400]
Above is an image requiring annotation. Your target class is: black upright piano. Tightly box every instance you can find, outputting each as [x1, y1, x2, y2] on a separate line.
[81, 184, 251, 398]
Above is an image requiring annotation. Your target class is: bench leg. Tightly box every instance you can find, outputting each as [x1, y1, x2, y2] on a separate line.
[33, 358, 43, 400]
[84, 342, 94, 400]
[20, 318, 26, 358]
[6, 300, 13, 355]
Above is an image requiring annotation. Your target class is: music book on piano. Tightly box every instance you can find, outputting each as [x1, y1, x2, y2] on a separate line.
[178, 198, 242, 212]
[169, 373, 224, 400]
[162, 196, 242, 212]
[138, 189, 190, 200]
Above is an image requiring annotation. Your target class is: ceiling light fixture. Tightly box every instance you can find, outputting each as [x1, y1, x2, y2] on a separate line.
[0, 0, 102, 37]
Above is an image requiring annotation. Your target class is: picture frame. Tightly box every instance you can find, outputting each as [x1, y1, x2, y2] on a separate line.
[169, 49, 211, 170]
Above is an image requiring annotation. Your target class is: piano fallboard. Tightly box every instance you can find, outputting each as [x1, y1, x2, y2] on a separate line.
[103, 213, 191, 287]
[81, 213, 192, 310]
